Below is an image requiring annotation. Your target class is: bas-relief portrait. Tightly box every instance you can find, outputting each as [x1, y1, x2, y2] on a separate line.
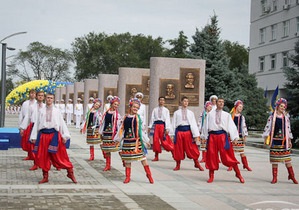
[180, 68, 200, 106]
[89, 90, 98, 99]
[78, 92, 84, 100]
[160, 79, 179, 105]
[126, 84, 142, 105]
[104, 88, 117, 102]
[141, 76, 150, 104]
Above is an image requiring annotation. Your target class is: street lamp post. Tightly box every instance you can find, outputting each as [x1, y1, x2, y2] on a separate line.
[0, 31, 27, 127]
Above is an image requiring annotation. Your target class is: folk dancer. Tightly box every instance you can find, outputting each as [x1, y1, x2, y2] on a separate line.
[172, 96, 204, 171]
[30, 93, 77, 184]
[198, 101, 213, 163]
[113, 98, 153, 184]
[148, 96, 174, 161]
[81, 98, 103, 161]
[262, 98, 297, 184]
[99, 96, 122, 171]
[18, 89, 36, 160]
[209, 95, 218, 111]
[201, 96, 245, 183]
[103, 95, 113, 113]
[227, 100, 252, 171]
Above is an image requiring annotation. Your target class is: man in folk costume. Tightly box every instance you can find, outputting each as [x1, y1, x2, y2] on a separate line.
[30, 93, 77, 184]
[21, 90, 46, 170]
[262, 98, 297, 184]
[66, 99, 73, 126]
[19, 89, 36, 160]
[81, 99, 102, 161]
[103, 95, 113, 113]
[209, 95, 218, 111]
[135, 92, 147, 127]
[100, 96, 122, 171]
[198, 101, 213, 163]
[86, 97, 94, 115]
[227, 100, 252, 171]
[172, 96, 204, 171]
[113, 98, 153, 184]
[148, 96, 174, 161]
[74, 98, 83, 128]
[201, 96, 245, 183]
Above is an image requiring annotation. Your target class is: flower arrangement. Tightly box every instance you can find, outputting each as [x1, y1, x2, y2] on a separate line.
[6, 80, 72, 105]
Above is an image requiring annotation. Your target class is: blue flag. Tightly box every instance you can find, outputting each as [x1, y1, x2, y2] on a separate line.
[270, 85, 279, 111]
[264, 86, 268, 98]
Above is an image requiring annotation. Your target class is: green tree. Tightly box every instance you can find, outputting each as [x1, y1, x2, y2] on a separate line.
[189, 14, 241, 106]
[166, 31, 190, 58]
[283, 39, 299, 142]
[223, 40, 249, 70]
[72, 32, 166, 80]
[7, 42, 73, 82]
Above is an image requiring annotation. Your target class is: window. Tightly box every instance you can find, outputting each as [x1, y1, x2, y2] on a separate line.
[260, 28, 266, 43]
[282, 20, 289, 37]
[284, 0, 290, 5]
[270, 54, 276, 69]
[272, 0, 277, 10]
[297, 17, 299, 33]
[261, 0, 269, 13]
[271, 24, 277, 40]
[259, 56, 265, 71]
[282, 52, 288, 67]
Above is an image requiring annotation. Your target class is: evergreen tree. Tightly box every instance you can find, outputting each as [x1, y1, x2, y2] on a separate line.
[189, 14, 241, 107]
[166, 31, 190, 58]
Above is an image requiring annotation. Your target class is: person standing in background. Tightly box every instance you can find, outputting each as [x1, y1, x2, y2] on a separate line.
[66, 99, 73, 126]
[74, 98, 83, 128]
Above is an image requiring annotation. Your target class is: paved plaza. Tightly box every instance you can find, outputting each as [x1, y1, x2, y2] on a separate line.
[0, 115, 299, 210]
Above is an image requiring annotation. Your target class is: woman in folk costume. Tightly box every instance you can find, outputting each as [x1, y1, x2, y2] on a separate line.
[81, 98, 103, 161]
[262, 98, 297, 184]
[227, 100, 252, 171]
[99, 96, 122, 171]
[198, 101, 213, 163]
[113, 98, 154, 184]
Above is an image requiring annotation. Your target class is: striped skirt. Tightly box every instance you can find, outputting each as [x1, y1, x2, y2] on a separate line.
[86, 127, 101, 144]
[232, 137, 245, 153]
[120, 137, 146, 162]
[101, 131, 119, 152]
[270, 139, 291, 163]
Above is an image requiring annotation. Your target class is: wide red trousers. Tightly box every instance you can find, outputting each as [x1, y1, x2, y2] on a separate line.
[152, 124, 174, 153]
[21, 123, 34, 152]
[173, 130, 199, 161]
[205, 133, 239, 170]
[35, 132, 73, 171]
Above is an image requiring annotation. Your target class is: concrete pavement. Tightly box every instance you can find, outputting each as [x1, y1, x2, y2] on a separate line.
[1, 114, 299, 210]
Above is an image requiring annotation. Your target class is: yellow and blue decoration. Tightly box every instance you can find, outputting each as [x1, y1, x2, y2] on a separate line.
[6, 80, 72, 105]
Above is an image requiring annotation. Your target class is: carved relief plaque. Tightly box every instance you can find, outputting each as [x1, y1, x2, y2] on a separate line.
[104, 88, 117, 102]
[89, 90, 98, 99]
[159, 79, 179, 105]
[126, 84, 142, 106]
[180, 68, 200, 106]
[141, 76, 150, 104]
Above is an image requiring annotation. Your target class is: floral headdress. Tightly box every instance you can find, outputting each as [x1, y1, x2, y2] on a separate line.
[110, 96, 120, 105]
[204, 101, 212, 109]
[93, 98, 102, 107]
[129, 98, 141, 107]
[230, 100, 243, 119]
[275, 98, 287, 109]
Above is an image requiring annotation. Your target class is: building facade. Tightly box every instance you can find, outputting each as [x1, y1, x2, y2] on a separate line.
[249, 0, 299, 102]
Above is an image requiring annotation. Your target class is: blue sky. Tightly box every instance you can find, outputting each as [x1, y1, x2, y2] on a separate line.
[0, 0, 251, 55]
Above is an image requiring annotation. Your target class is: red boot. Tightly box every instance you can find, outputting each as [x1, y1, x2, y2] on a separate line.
[144, 165, 154, 184]
[194, 159, 204, 171]
[29, 164, 39, 171]
[233, 165, 245, 183]
[200, 151, 206, 163]
[152, 152, 159, 161]
[67, 168, 77, 183]
[207, 170, 214, 183]
[39, 170, 49, 184]
[241, 156, 252, 171]
[124, 167, 131, 184]
[287, 166, 298, 184]
[271, 167, 278, 184]
[89, 146, 94, 161]
[173, 160, 181, 171]
[103, 155, 111, 171]
[227, 166, 233, 171]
